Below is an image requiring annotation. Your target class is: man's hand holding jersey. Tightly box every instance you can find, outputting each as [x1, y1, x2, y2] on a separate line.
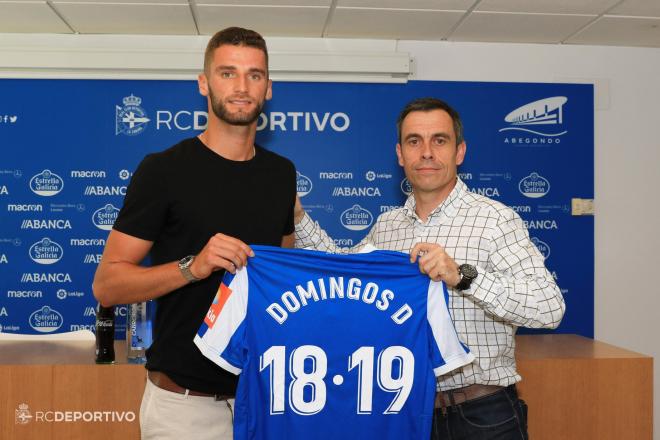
[410, 243, 461, 287]
[191, 233, 254, 278]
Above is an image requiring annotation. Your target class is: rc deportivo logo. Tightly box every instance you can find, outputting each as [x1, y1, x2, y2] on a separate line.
[116, 94, 150, 136]
[16, 403, 33, 424]
[499, 97, 568, 137]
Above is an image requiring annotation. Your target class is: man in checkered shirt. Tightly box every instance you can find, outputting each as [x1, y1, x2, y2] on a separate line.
[294, 97, 565, 439]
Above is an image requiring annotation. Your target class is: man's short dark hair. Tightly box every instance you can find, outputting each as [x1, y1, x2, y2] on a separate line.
[396, 97, 464, 145]
[204, 27, 269, 75]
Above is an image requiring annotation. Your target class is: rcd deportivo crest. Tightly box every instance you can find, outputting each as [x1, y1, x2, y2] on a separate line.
[15, 403, 33, 424]
[116, 94, 150, 136]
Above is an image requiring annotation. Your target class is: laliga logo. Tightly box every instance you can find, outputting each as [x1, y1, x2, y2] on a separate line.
[116, 94, 150, 136]
[29, 170, 64, 196]
[341, 204, 373, 231]
[92, 204, 120, 230]
[29, 238, 63, 264]
[531, 237, 551, 260]
[16, 403, 33, 425]
[29, 306, 63, 333]
[519, 173, 550, 198]
[400, 178, 413, 196]
[296, 171, 313, 197]
[499, 97, 568, 137]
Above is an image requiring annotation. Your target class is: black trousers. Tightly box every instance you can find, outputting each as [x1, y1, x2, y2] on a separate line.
[431, 385, 528, 440]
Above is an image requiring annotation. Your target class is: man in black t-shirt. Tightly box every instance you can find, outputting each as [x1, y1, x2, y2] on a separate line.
[93, 27, 296, 440]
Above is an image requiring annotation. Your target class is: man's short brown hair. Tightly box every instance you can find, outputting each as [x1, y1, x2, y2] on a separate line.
[396, 97, 464, 145]
[204, 27, 269, 74]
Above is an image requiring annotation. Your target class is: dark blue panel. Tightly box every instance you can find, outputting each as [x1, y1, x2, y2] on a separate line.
[0, 79, 593, 338]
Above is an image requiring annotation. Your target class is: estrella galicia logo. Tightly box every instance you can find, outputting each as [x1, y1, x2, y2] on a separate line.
[400, 177, 413, 196]
[341, 204, 373, 231]
[15, 403, 33, 425]
[499, 97, 568, 137]
[92, 204, 120, 230]
[29, 238, 64, 264]
[29, 306, 63, 333]
[115, 94, 150, 136]
[531, 237, 551, 260]
[297, 171, 313, 197]
[29, 170, 64, 196]
[519, 173, 550, 198]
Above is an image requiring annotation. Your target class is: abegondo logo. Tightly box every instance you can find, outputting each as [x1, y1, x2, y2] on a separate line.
[341, 204, 373, 231]
[29, 170, 64, 196]
[93, 204, 120, 230]
[519, 173, 550, 198]
[296, 171, 313, 197]
[29, 306, 63, 333]
[500, 97, 567, 145]
[29, 238, 63, 264]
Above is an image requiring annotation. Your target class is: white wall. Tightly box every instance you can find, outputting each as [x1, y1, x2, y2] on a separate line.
[399, 39, 659, 438]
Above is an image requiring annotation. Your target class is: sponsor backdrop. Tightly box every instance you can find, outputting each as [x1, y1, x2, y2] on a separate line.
[0, 79, 593, 339]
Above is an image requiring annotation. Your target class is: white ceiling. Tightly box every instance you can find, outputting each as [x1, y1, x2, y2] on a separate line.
[0, 0, 659, 48]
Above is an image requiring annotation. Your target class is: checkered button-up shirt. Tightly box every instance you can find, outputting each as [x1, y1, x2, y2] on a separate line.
[295, 178, 565, 390]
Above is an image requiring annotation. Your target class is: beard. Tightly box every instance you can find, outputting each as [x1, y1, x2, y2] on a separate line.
[209, 87, 264, 126]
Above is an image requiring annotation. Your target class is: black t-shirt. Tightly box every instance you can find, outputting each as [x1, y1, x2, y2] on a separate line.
[113, 137, 296, 394]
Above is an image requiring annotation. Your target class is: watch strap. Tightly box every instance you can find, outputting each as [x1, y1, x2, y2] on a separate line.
[179, 255, 200, 283]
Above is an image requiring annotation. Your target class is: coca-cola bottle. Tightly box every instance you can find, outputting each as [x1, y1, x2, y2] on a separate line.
[95, 304, 115, 364]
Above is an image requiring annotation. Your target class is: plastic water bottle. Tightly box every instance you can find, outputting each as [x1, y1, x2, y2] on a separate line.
[95, 304, 115, 364]
[126, 300, 155, 364]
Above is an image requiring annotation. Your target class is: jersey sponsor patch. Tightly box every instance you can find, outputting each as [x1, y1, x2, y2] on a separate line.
[205, 283, 232, 329]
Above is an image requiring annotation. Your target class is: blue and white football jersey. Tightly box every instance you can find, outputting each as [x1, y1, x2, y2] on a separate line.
[194, 245, 474, 440]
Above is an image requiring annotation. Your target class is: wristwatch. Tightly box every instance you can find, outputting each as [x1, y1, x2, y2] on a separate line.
[178, 255, 201, 283]
[454, 264, 478, 291]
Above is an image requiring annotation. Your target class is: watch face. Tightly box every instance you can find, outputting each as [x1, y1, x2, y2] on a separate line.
[459, 264, 478, 280]
[179, 255, 194, 268]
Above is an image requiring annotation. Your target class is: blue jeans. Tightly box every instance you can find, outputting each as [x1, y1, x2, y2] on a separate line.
[431, 385, 528, 440]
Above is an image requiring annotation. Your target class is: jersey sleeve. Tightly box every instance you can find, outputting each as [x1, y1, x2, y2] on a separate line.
[426, 281, 475, 376]
[112, 154, 168, 241]
[194, 268, 250, 375]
